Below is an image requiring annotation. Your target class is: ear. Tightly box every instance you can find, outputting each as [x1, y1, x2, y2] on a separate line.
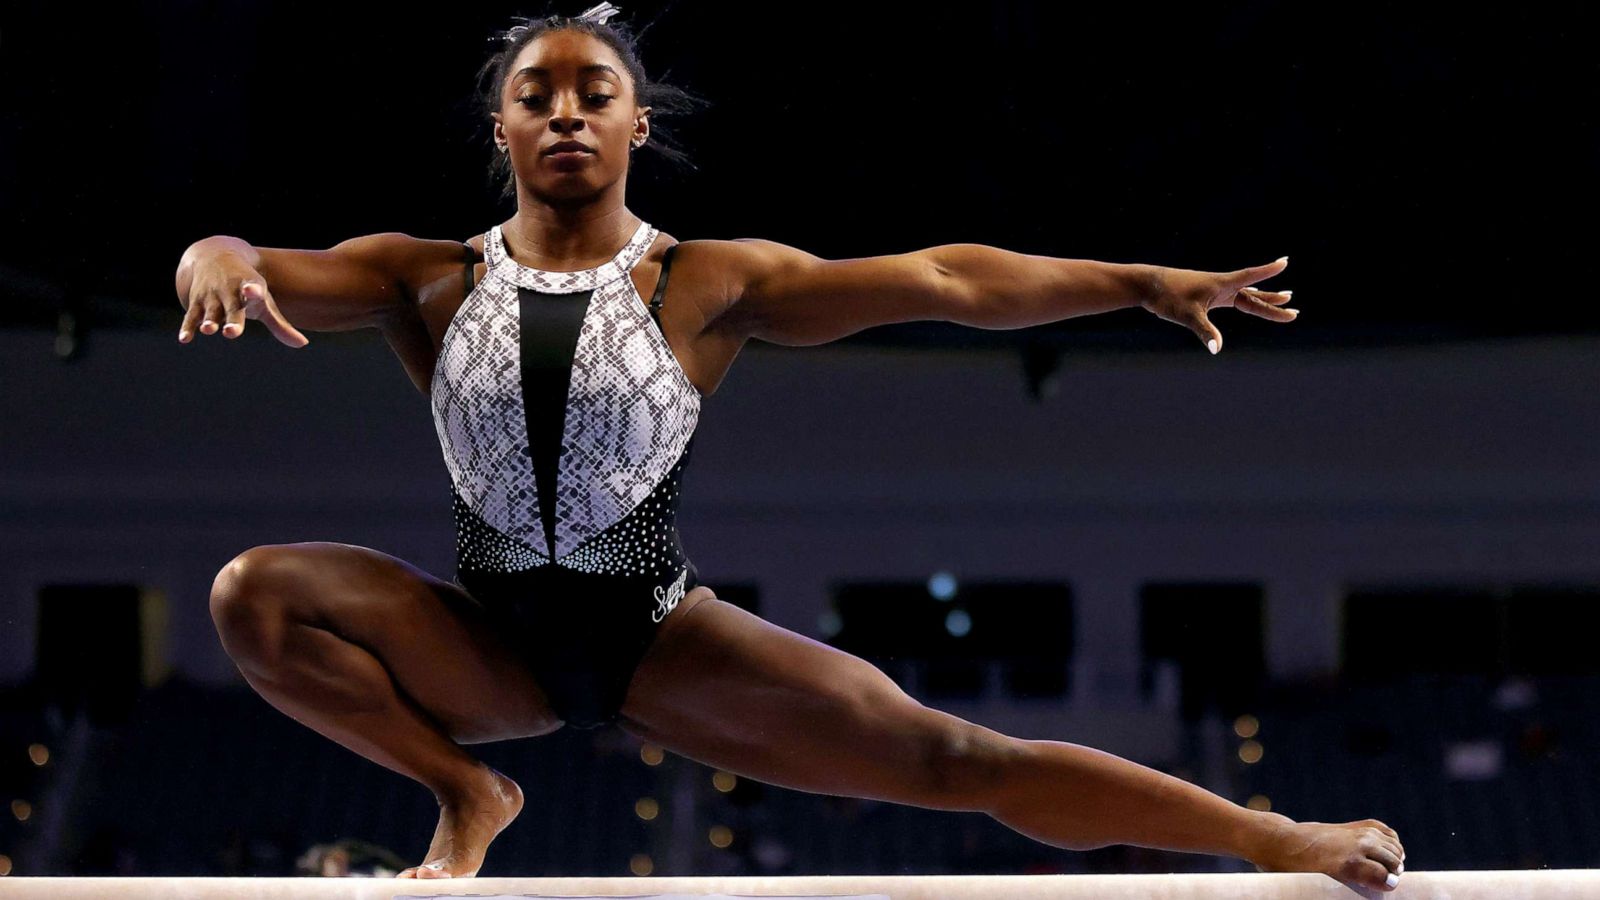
[634, 105, 652, 143]
[491, 111, 505, 145]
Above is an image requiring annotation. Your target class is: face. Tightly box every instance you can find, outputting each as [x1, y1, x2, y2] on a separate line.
[492, 30, 651, 201]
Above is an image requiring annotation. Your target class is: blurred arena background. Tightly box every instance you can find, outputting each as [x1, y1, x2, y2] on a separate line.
[1, 0, 1596, 880]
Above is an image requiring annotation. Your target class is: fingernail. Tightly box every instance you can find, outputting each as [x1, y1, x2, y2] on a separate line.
[1397, 863, 1405, 874]
[1280, 290, 1293, 298]
[178, 329, 189, 341]
[1207, 338, 1219, 355]
[1386, 873, 1399, 888]
[1284, 308, 1299, 314]
[425, 862, 444, 870]
[1277, 256, 1288, 264]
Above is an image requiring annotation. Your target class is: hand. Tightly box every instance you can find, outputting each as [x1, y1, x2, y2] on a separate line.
[178, 252, 309, 348]
[1249, 813, 1406, 893]
[1139, 256, 1296, 355]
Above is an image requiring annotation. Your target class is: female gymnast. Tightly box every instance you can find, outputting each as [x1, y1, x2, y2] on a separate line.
[172, 3, 1405, 891]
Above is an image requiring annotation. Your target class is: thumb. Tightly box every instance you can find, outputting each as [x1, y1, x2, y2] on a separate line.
[1196, 316, 1222, 355]
[243, 281, 310, 349]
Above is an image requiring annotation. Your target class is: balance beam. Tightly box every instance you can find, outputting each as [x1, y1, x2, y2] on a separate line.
[0, 872, 1594, 899]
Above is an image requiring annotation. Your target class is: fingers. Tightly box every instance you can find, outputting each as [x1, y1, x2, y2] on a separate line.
[1241, 286, 1293, 306]
[180, 278, 309, 348]
[1230, 256, 1289, 290]
[1236, 292, 1299, 322]
[178, 294, 205, 342]
[200, 292, 225, 336]
[221, 286, 247, 338]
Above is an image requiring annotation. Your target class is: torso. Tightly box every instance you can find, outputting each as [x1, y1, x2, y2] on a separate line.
[388, 227, 735, 401]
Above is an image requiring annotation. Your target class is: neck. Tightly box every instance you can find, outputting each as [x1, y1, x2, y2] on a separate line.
[504, 185, 641, 269]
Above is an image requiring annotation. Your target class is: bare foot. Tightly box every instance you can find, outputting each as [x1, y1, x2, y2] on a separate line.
[395, 766, 524, 879]
[1250, 813, 1407, 892]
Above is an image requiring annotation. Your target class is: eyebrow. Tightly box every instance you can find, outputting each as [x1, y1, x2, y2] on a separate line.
[513, 64, 621, 81]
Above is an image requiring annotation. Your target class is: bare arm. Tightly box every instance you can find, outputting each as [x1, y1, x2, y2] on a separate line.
[173, 232, 448, 345]
[698, 238, 1294, 352]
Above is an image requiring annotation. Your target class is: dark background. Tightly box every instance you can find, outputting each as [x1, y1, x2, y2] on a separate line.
[4, 1, 1595, 346]
[2, 0, 1598, 883]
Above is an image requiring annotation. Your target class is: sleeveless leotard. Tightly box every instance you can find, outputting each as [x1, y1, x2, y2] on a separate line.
[430, 220, 702, 729]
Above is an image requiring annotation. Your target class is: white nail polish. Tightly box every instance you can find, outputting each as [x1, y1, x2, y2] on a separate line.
[1207, 339, 1219, 355]
[1280, 290, 1293, 297]
[1386, 873, 1399, 888]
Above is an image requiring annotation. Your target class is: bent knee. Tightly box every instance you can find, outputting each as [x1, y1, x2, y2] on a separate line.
[209, 543, 342, 649]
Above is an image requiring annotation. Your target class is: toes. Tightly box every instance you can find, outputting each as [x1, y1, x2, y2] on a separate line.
[1364, 818, 1401, 841]
[1346, 858, 1397, 892]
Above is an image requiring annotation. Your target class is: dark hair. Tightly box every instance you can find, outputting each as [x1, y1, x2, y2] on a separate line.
[475, 5, 709, 201]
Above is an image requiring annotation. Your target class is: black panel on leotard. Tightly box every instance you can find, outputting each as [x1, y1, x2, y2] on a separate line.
[518, 287, 595, 559]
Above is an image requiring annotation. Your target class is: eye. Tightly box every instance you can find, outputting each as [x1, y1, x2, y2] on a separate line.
[515, 94, 614, 107]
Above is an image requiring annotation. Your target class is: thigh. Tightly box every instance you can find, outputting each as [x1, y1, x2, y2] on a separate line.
[618, 594, 1011, 809]
[212, 541, 563, 743]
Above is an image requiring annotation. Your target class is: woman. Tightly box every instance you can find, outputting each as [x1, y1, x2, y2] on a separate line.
[172, 4, 1404, 890]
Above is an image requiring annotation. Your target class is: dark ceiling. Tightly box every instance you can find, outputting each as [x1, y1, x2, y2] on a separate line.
[2, 1, 1594, 352]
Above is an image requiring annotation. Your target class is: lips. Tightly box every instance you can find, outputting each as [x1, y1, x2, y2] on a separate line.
[543, 141, 594, 155]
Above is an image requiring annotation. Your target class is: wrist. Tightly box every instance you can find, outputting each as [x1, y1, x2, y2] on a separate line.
[1122, 263, 1166, 311]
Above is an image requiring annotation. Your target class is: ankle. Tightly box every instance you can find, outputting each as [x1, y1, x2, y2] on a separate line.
[432, 763, 502, 808]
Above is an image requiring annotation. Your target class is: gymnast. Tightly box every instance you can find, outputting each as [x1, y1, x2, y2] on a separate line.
[171, 2, 1404, 891]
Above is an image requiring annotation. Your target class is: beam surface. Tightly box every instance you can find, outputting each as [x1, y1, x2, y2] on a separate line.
[0, 872, 1595, 899]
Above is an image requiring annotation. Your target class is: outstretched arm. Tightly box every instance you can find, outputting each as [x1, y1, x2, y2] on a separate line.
[701, 239, 1296, 354]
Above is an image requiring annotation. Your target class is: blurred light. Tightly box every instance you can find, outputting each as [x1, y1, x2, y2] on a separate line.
[54, 311, 79, 361]
[817, 609, 842, 638]
[927, 571, 958, 601]
[708, 825, 734, 848]
[1233, 715, 1260, 739]
[640, 743, 665, 766]
[26, 745, 48, 767]
[1239, 740, 1264, 764]
[1247, 794, 1272, 811]
[628, 853, 653, 876]
[0, 853, 11, 876]
[712, 771, 737, 793]
[10, 801, 29, 822]
[944, 608, 972, 637]
[1022, 345, 1063, 401]
[634, 797, 659, 821]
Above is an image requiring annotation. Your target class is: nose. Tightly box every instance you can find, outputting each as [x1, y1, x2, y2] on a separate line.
[549, 94, 587, 136]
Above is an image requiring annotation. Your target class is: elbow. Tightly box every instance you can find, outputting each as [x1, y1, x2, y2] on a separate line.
[927, 247, 983, 328]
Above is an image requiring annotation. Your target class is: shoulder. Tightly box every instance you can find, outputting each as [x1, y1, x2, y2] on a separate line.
[663, 237, 819, 279]
[317, 232, 480, 303]
[362, 232, 485, 305]
[648, 236, 820, 319]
